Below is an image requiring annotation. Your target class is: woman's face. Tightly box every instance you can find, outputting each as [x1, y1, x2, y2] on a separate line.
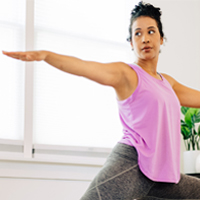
[131, 16, 163, 61]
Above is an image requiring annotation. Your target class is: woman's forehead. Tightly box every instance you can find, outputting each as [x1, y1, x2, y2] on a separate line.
[132, 16, 157, 31]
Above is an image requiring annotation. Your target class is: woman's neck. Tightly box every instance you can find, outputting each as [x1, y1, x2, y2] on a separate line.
[134, 59, 158, 75]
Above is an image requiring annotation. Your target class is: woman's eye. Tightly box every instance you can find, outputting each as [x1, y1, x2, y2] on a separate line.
[135, 32, 141, 36]
[149, 30, 155, 34]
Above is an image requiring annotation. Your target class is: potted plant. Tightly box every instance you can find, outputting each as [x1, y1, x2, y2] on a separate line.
[181, 106, 200, 173]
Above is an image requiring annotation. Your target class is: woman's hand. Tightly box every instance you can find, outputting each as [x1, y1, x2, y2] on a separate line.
[2, 50, 48, 61]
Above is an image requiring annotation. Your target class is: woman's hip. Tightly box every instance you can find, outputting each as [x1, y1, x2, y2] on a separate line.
[80, 143, 155, 200]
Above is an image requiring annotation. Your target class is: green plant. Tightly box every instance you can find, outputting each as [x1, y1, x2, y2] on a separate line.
[181, 106, 200, 150]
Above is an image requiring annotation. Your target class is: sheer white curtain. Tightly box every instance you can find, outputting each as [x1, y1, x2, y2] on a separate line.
[33, 0, 138, 147]
[0, 0, 25, 140]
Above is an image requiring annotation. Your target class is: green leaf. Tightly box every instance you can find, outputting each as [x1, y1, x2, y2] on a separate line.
[181, 120, 187, 126]
[191, 115, 196, 126]
[194, 129, 198, 135]
[194, 110, 200, 123]
[197, 142, 200, 150]
[198, 125, 200, 136]
[181, 106, 189, 115]
[181, 124, 192, 140]
[185, 108, 199, 128]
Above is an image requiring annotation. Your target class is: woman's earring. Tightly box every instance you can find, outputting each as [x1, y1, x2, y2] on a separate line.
[132, 48, 134, 51]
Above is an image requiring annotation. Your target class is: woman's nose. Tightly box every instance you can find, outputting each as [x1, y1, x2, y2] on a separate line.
[142, 34, 150, 43]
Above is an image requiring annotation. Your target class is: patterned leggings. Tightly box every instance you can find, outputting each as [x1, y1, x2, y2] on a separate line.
[80, 143, 200, 200]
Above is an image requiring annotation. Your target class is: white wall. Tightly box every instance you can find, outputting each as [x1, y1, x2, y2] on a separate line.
[0, 160, 101, 200]
[0, 178, 89, 200]
[150, 0, 200, 89]
[0, 0, 200, 199]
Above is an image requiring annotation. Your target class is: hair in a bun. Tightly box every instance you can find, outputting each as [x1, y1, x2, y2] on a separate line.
[127, 1, 165, 42]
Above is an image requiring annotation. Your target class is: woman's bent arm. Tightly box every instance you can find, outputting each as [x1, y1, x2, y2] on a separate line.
[3, 50, 127, 88]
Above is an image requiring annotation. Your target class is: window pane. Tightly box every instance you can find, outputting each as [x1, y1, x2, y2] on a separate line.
[0, 0, 25, 140]
[35, 0, 135, 44]
[33, 0, 138, 147]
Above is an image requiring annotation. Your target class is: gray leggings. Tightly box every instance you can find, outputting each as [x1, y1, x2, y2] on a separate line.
[80, 143, 200, 200]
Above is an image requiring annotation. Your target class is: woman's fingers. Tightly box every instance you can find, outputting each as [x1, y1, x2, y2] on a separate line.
[3, 51, 25, 59]
[2, 51, 21, 56]
[3, 51, 37, 61]
[3, 50, 48, 61]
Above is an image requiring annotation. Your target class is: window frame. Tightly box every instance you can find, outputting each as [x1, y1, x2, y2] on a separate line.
[0, 0, 115, 166]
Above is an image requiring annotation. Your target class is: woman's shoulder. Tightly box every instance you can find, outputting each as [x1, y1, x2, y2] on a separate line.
[117, 62, 138, 74]
[119, 62, 138, 83]
[114, 62, 138, 101]
[118, 62, 138, 71]
[161, 73, 176, 88]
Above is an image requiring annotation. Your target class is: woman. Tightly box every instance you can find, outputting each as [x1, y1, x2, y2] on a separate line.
[3, 1, 200, 199]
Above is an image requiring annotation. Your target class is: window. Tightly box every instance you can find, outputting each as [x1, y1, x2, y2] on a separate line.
[0, 0, 138, 161]
[0, 0, 25, 140]
[33, 0, 137, 148]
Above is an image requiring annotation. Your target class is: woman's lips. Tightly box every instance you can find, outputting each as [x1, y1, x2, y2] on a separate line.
[142, 46, 152, 52]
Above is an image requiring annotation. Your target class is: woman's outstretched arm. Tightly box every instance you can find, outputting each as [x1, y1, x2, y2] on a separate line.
[2, 50, 128, 88]
[161, 73, 200, 108]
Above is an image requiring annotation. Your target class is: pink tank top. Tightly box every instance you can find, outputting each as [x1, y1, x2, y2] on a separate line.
[117, 64, 181, 183]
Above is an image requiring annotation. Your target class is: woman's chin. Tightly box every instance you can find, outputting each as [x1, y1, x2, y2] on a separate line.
[141, 54, 158, 61]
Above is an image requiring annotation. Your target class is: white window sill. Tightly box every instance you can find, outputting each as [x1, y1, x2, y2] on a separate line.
[0, 139, 112, 167]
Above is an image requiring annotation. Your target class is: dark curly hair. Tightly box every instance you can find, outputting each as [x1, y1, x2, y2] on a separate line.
[127, 1, 165, 42]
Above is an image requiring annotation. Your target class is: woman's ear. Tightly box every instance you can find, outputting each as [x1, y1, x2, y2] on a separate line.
[131, 41, 134, 51]
[160, 37, 164, 45]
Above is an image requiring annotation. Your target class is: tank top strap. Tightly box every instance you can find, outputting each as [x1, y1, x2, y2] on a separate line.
[127, 63, 141, 72]
[127, 63, 167, 84]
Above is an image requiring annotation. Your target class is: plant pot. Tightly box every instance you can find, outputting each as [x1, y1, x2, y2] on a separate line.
[183, 150, 200, 174]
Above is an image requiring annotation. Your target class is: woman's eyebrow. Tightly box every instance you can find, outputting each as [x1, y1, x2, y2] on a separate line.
[148, 26, 156, 29]
[134, 26, 156, 32]
[134, 28, 141, 32]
